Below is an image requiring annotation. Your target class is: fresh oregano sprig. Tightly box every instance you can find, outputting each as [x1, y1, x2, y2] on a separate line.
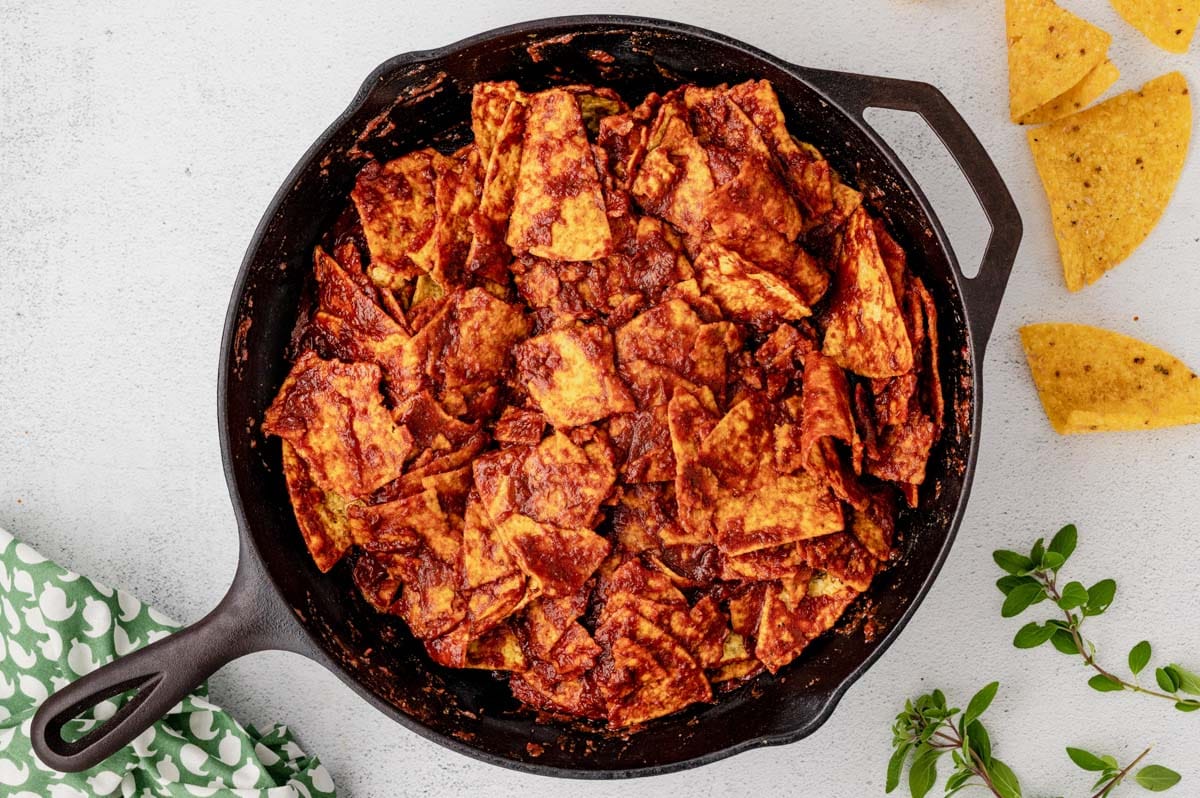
[1067, 745, 1181, 797]
[993, 524, 1200, 712]
[887, 682, 1023, 798]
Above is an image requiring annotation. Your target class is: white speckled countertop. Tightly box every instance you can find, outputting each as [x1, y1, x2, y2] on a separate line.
[3, 1, 1199, 795]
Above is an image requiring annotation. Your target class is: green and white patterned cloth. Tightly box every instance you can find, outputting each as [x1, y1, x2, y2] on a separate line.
[0, 528, 338, 797]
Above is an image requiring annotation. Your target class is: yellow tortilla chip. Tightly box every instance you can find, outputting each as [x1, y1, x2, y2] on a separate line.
[1028, 72, 1191, 291]
[506, 89, 612, 261]
[1020, 323, 1200, 433]
[1007, 0, 1112, 122]
[514, 325, 635, 428]
[1111, 0, 1200, 53]
[1018, 59, 1120, 125]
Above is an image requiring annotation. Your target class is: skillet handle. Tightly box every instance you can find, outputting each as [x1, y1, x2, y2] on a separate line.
[30, 545, 309, 773]
[797, 67, 1022, 353]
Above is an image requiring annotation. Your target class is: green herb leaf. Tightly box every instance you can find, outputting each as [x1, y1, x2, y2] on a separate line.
[996, 575, 1036, 596]
[966, 719, 991, 766]
[1129, 641, 1152, 675]
[885, 743, 907, 793]
[963, 682, 998, 727]
[945, 769, 973, 795]
[1168, 664, 1200, 696]
[1058, 581, 1089, 610]
[1175, 700, 1200, 712]
[1101, 755, 1119, 770]
[908, 746, 939, 798]
[1088, 674, 1125, 692]
[1135, 764, 1181, 791]
[1066, 747, 1110, 771]
[993, 550, 1034, 575]
[1084, 579, 1117, 616]
[1041, 551, 1065, 571]
[1050, 629, 1080, 655]
[1156, 667, 1181, 693]
[989, 757, 1022, 798]
[1048, 524, 1077, 562]
[1013, 622, 1055, 649]
[1030, 538, 1046, 565]
[1001, 582, 1045, 618]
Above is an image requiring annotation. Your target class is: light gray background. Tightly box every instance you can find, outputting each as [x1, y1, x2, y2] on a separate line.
[3, 1, 1198, 795]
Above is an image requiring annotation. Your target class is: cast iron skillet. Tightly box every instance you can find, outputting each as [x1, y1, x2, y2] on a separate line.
[32, 15, 1021, 778]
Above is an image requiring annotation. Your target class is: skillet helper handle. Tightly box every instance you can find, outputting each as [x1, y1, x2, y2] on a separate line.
[799, 67, 1022, 352]
[31, 551, 303, 773]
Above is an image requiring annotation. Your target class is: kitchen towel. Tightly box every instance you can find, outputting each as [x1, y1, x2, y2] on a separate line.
[0, 528, 338, 797]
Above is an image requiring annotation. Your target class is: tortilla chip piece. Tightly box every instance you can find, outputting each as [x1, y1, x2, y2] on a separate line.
[506, 89, 613, 261]
[1006, 0, 1112, 122]
[1020, 323, 1200, 433]
[693, 243, 811, 330]
[310, 247, 410, 378]
[1028, 72, 1192, 291]
[423, 148, 481, 288]
[280, 441, 354, 572]
[716, 465, 845, 556]
[668, 391, 720, 543]
[515, 325, 636, 428]
[822, 207, 913, 378]
[472, 81, 523, 163]
[351, 150, 438, 288]
[263, 351, 413, 497]
[494, 513, 610, 598]
[597, 94, 660, 187]
[1018, 59, 1120, 125]
[631, 93, 716, 235]
[442, 287, 530, 389]
[493, 406, 546, 445]
[466, 98, 526, 283]
[726, 79, 834, 220]
[1111, 0, 1200, 52]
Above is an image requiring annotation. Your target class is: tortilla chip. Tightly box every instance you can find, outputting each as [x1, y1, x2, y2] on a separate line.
[597, 94, 660, 188]
[1006, 0, 1112, 122]
[1018, 59, 1120, 124]
[494, 513, 610, 598]
[668, 391, 720, 542]
[263, 351, 413, 497]
[493, 406, 546, 445]
[466, 98, 526, 283]
[822, 207, 913, 378]
[693, 242, 811, 330]
[715, 465, 845, 556]
[352, 150, 439, 288]
[471, 81, 522, 163]
[631, 93, 716, 234]
[280, 441, 354, 572]
[1111, 0, 1200, 52]
[1028, 72, 1192, 291]
[515, 325, 636, 428]
[1020, 322, 1200, 433]
[507, 89, 613, 261]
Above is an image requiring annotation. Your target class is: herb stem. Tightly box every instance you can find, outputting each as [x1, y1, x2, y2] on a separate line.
[1089, 746, 1152, 798]
[1043, 578, 1179, 703]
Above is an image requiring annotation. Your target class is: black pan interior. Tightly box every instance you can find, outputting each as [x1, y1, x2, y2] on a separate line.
[221, 18, 975, 776]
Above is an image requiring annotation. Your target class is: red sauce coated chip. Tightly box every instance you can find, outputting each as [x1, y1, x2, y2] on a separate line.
[263, 77, 944, 728]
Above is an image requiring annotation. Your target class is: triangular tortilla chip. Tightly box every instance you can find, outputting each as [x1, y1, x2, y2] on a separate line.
[1007, 0, 1112, 122]
[1111, 0, 1200, 53]
[1018, 59, 1120, 125]
[1028, 72, 1191, 291]
[1020, 323, 1200, 433]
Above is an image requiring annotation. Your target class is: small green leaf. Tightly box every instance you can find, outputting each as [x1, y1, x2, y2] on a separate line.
[1129, 641, 1152, 675]
[945, 769, 974, 792]
[1088, 674, 1125, 692]
[1050, 629, 1080, 655]
[1101, 755, 1119, 770]
[1066, 747, 1110, 771]
[994, 550, 1034, 575]
[1013, 622, 1055, 649]
[966, 720, 991, 766]
[1030, 538, 1045, 565]
[988, 757, 1022, 798]
[1084, 579, 1117, 615]
[963, 682, 998, 727]
[1058, 581, 1089, 610]
[885, 743, 907, 793]
[1041, 551, 1065, 571]
[1168, 664, 1200, 696]
[1048, 524, 1078, 561]
[1156, 667, 1181, 693]
[1001, 582, 1045, 618]
[932, 689, 946, 709]
[1135, 764, 1181, 791]
[908, 746, 939, 798]
[996, 575, 1036, 596]
[1175, 700, 1200, 712]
